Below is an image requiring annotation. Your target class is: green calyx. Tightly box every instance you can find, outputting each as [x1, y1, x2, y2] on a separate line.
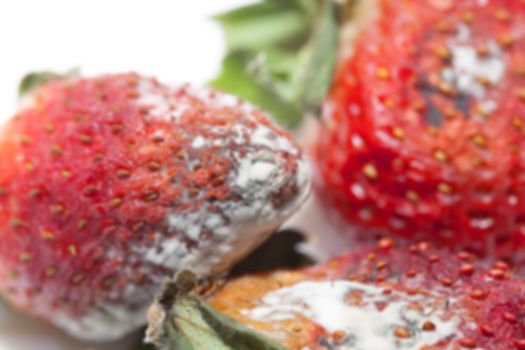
[144, 270, 290, 350]
[212, 0, 341, 130]
[18, 68, 79, 97]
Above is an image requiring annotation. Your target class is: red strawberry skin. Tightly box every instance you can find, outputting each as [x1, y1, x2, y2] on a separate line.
[212, 239, 525, 349]
[316, 0, 525, 257]
[0, 73, 309, 340]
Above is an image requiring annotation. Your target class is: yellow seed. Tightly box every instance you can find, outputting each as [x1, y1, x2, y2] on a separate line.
[513, 117, 523, 131]
[376, 260, 388, 270]
[26, 163, 35, 172]
[499, 34, 514, 47]
[68, 244, 77, 256]
[475, 105, 490, 119]
[434, 150, 448, 162]
[117, 169, 131, 179]
[443, 107, 456, 119]
[377, 67, 390, 80]
[435, 46, 451, 60]
[83, 185, 97, 196]
[109, 197, 123, 208]
[127, 76, 139, 86]
[476, 76, 491, 87]
[462, 11, 475, 23]
[363, 164, 378, 180]
[148, 162, 161, 172]
[72, 273, 85, 284]
[29, 188, 41, 198]
[74, 114, 87, 122]
[436, 20, 450, 33]
[412, 100, 425, 112]
[19, 252, 32, 262]
[10, 218, 24, 227]
[111, 124, 124, 134]
[476, 44, 489, 57]
[61, 170, 72, 178]
[44, 124, 55, 133]
[438, 183, 453, 194]
[51, 145, 63, 156]
[45, 267, 57, 277]
[406, 190, 420, 202]
[394, 326, 411, 339]
[78, 219, 88, 230]
[51, 204, 65, 214]
[438, 81, 454, 96]
[392, 127, 405, 139]
[40, 229, 55, 241]
[383, 98, 395, 108]
[93, 153, 105, 162]
[422, 320, 437, 331]
[472, 158, 484, 167]
[127, 90, 139, 98]
[79, 134, 93, 145]
[472, 134, 487, 148]
[495, 9, 510, 21]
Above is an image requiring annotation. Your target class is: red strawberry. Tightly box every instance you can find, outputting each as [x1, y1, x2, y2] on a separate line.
[211, 239, 525, 350]
[0, 73, 309, 340]
[315, 0, 525, 258]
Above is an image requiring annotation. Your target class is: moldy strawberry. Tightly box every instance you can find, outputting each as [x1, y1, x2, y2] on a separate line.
[0, 73, 309, 340]
[316, 0, 525, 258]
[211, 239, 525, 350]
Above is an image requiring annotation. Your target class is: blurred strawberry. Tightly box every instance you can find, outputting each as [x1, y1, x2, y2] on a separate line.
[315, 0, 525, 258]
[210, 239, 525, 350]
[0, 73, 309, 340]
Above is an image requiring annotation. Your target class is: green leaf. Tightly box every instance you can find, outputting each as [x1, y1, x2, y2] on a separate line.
[18, 68, 78, 97]
[215, 2, 307, 51]
[213, 0, 340, 130]
[145, 271, 289, 350]
[170, 297, 289, 350]
[290, 0, 338, 113]
[211, 53, 303, 129]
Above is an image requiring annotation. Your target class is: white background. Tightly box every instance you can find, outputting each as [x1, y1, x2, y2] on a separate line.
[0, 0, 255, 122]
[0, 1, 255, 349]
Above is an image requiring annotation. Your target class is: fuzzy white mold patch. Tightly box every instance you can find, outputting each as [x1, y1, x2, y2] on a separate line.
[135, 80, 310, 277]
[442, 25, 506, 100]
[136, 79, 256, 123]
[247, 280, 461, 350]
[157, 148, 310, 277]
[250, 125, 299, 155]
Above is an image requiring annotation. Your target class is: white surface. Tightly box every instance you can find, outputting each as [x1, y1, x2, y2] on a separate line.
[0, 0, 254, 122]
[0, 1, 255, 349]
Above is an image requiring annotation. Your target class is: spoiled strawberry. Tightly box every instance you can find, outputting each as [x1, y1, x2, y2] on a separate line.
[0, 73, 309, 340]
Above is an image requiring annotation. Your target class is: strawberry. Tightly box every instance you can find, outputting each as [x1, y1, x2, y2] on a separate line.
[314, 0, 525, 258]
[0, 73, 309, 340]
[210, 239, 525, 350]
